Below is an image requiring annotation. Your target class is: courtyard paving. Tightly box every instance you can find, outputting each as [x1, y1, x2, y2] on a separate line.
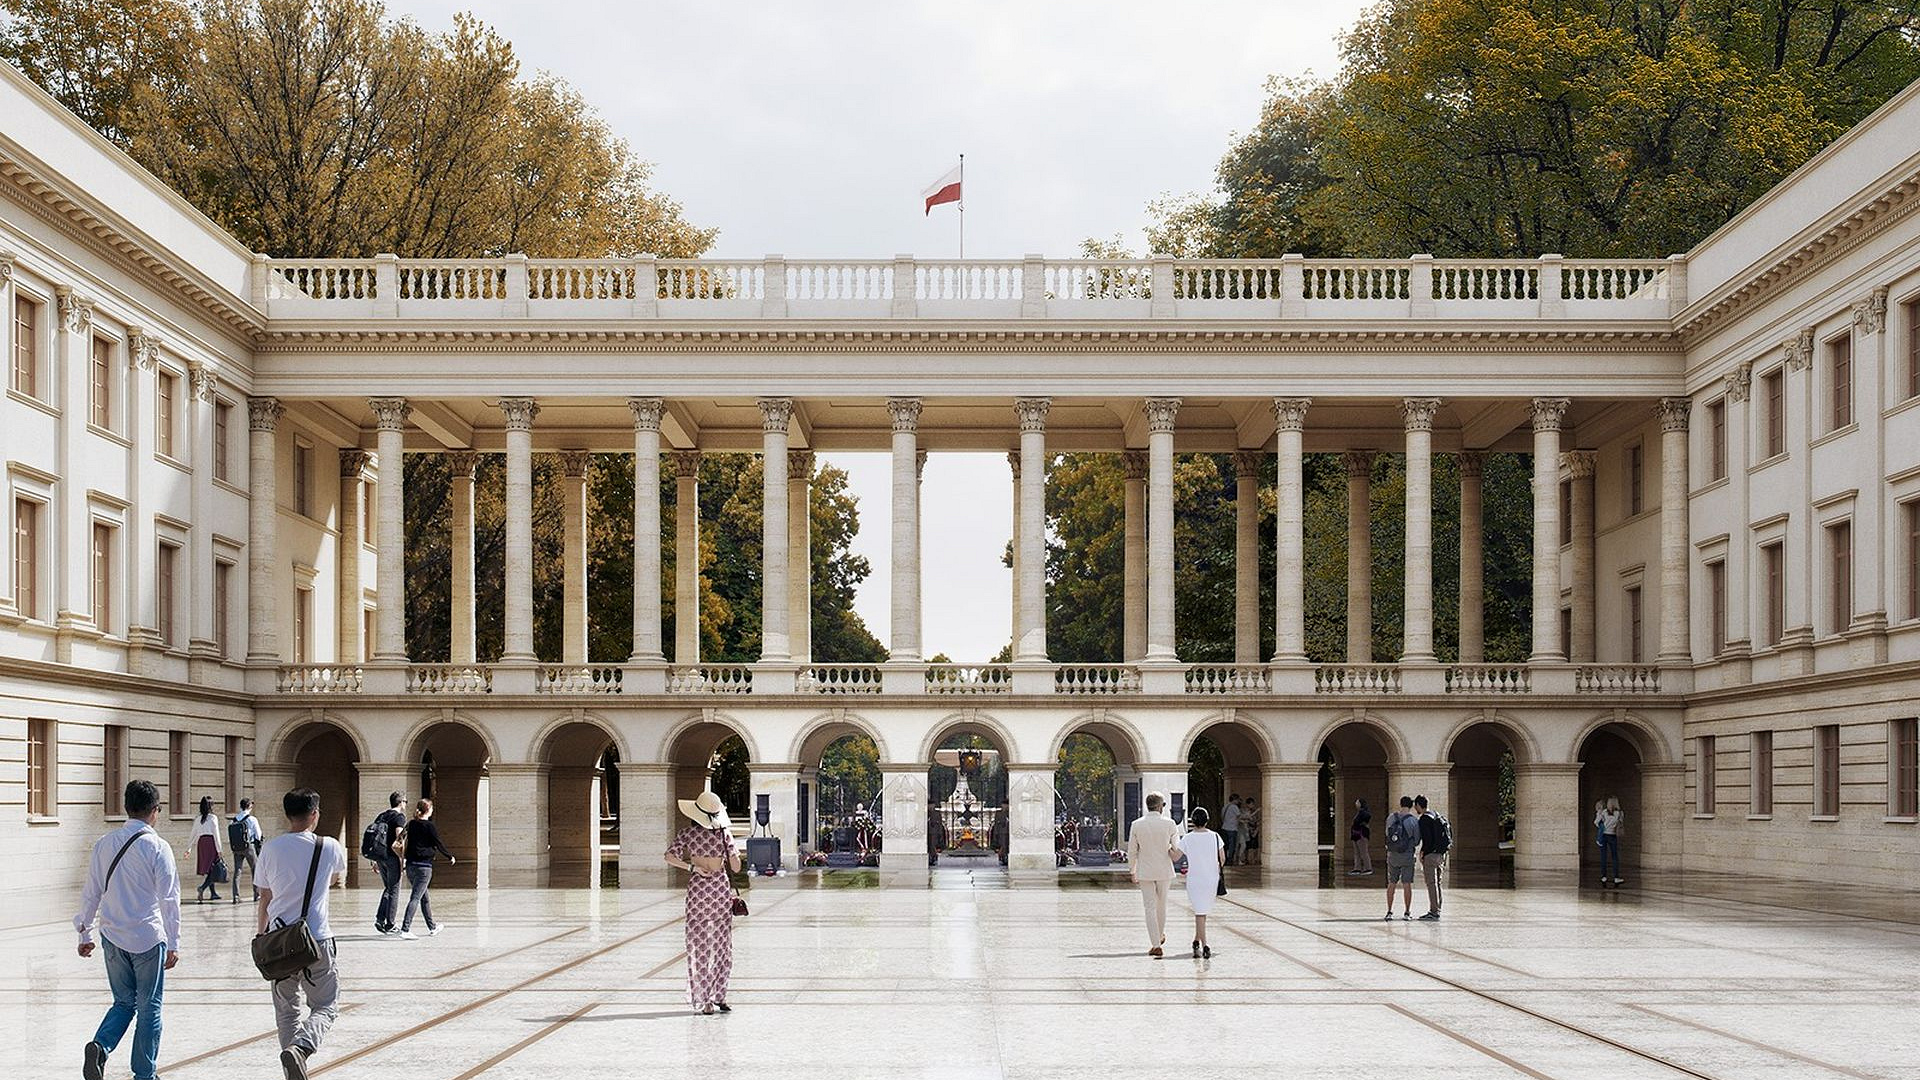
[6, 869, 1919, 1079]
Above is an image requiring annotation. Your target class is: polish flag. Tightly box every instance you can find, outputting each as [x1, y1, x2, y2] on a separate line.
[922, 163, 962, 215]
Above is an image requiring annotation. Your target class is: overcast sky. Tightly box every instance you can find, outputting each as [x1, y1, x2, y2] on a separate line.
[385, 0, 1373, 660]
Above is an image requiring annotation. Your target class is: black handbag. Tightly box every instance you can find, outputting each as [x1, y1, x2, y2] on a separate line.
[1216, 875, 1228, 897]
[251, 840, 324, 981]
[211, 858, 229, 884]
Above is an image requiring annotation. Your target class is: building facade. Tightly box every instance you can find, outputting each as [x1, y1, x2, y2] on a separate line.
[3, 63, 1918, 902]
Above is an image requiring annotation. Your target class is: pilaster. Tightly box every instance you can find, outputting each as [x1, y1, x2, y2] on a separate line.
[1344, 450, 1374, 663]
[1122, 449, 1148, 662]
[1512, 763, 1581, 885]
[1233, 450, 1263, 665]
[1005, 764, 1057, 876]
[1565, 449, 1597, 663]
[672, 450, 702, 664]
[336, 448, 371, 665]
[877, 763, 930, 878]
[1457, 452, 1485, 663]
[559, 448, 591, 665]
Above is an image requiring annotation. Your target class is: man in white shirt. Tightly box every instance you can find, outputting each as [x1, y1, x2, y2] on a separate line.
[1125, 792, 1181, 957]
[73, 779, 180, 1080]
[256, 788, 348, 1080]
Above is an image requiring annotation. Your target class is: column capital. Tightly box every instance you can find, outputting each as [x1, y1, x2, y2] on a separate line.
[671, 449, 703, 479]
[1014, 397, 1051, 431]
[445, 449, 479, 478]
[1654, 397, 1691, 433]
[1530, 397, 1571, 431]
[1272, 397, 1311, 431]
[788, 449, 814, 476]
[1232, 450, 1263, 479]
[368, 397, 411, 431]
[1456, 449, 1484, 478]
[1562, 449, 1597, 479]
[758, 396, 795, 432]
[559, 449, 592, 479]
[628, 396, 666, 431]
[1343, 449, 1375, 478]
[0, 251, 12, 283]
[338, 448, 373, 479]
[1783, 326, 1815, 371]
[54, 285, 94, 333]
[886, 397, 923, 431]
[1401, 397, 1441, 431]
[127, 327, 163, 371]
[1723, 361, 1753, 403]
[246, 396, 283, 432]
[1852, 285, 1888, 334]
[499, 397, 540, 430]
[1122, 449, 1149, 481]
[186, 359, 218, 402]
[1143, 397, 1181, 433]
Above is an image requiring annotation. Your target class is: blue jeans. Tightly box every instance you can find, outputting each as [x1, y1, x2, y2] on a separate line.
[1598, 833, 1621, 879]
[374, 856, 403, 929]
[95, 938, 165, 1080]
[402, 863, 435, 932]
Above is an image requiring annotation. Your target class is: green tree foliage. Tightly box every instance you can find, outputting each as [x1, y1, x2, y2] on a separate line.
[817, 734, 881, 823]
[1054, 733, 1117, 825]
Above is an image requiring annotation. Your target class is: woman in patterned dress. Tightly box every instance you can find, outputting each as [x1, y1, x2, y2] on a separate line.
[664, 790, 741, 1015]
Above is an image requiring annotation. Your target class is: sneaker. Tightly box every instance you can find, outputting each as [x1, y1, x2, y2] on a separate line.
[280, 1045, 310, 1080]
[1417, 912, 1440, 921]
[1613, 878, 1626, 885]
[399, 930, 417, 940]
[83, 1040, 106, 1080]
[1383, 912, 1395, 921]
[1402, 913, 1412, 921]
[427, 924, 442, 937]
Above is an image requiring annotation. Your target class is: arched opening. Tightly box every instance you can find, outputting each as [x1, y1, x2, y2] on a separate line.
[1055, 728, 1130, 867]
[540, 721, 620, 888]
[928, 727, 1009, 869]
[809, 730, 882, 867]
[1578, 723, 1645, 883]
[1187, 719, 1270, 867]
[409, 722, 490, 889]
[1316, 722, 1392, 885]
[1446, 721, 1523, 885]
[288, 723, 360, 887]
[666, 721, 752, 847]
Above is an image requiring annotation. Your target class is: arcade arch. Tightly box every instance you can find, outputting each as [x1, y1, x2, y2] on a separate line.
[407, 719, 493, 888]
[282, 719, 361, 886]
[1053, 719, 1144, 860]
[538, 718, 623, 888]
[1577, 720, 1656, 880]
[1444, 717, 1533, 872]
[797, 717, 885, 861]
[1313, 718, 1397, 874]
[926, 720, 1010, 865]
[665, 717, 755, 830]
[1185, 717, 1275, 866]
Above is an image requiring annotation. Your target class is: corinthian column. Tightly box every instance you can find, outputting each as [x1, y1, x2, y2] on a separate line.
[889, 398, 924, 663]
[1565, 450, 1597, 662]
[368, 398, 411, 663]
[1656, 397, 1692, 664]
[1457, 452, 1485, 664]
[1530, 398, 1570, 662]
[245, 397, 283, 663]
[447, 450, 478, 665]
[499, 397, 539, 662]
[559, 449, 591, 665]
[1401, 399, 1440, 663]
[1014, 398, 1051, 662]
[628, 399, 665, 663]
[1272, 398, 1310, 662]
[672, 450, 702, 664]
[758, 398, 793, 663]
[1144, 397, 1181, 661]
[1122, 450, 1148, 662]
[1344, 450, 1375, 663]
[1233, 450, 1262, 665]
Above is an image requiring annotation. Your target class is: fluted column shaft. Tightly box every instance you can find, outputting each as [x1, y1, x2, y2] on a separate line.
[788, 450, 813, 664]
[1567, 450, 1597, 662]
[1014, 398, 1050, 662]
[336, 449, 370, 662]
[1144, 398, 1180, 661]
[560, 450, 590, 665]
[1273, 398, 1310, 662]
[1656, 398, 1692, 663]
[759, 398, 793, 663]
[500, 398, 539, 662]
[889, 399, 923, 662]
[1457, 453, 1485, 663]
[628, 400, 665, 662]
[1530, 398, 1570, 662]
[1401, 399, 1439, 662]
[1233, 451, 1261, 665]
[245, 397, 283, 663]
[369, 398, 410, 662]
[673, 451, 702, 664]
[1344, 450, 1374, 663]
[447, 451, 478, 665]
[1122, 451, 1148, 662]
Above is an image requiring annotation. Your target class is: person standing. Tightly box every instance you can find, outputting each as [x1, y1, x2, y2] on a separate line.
[664, 790, 742, 1015]
[1348, 798, 1374, 876]
[256, 788, 348, 1080]
[398, 799, 455, 939]
[189, 795, 223, 902]
[1178, 807, 1226, 959]
[1125, 792, 1180, 957]
[1242, 798, 1261, 867]
[367, 791, 409, 934]
[1595, 796, 1625, 887]
[1414, 795, 1449, 921]
[74, 779, 180, 1080]
[1383, 796, 1419, 920]
[1219, 795, 1242, 866]
[228, 798, 262, 904]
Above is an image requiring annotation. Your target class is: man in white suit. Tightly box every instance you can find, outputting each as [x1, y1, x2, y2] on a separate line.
[1126, 792, 1181, 957]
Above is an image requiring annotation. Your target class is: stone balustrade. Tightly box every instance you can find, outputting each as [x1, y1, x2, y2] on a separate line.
[666, 664, 753, 694]
[276, 664, 363, 693]
[924, 664, 1012, 694]
[407, 664, 493, 693]
[535, 665, 623, 693]
[1054, 664, 1143, 694]
[1314, 664, 1404, 694]
[1184, 664, 1274, 693]
[797, 664, 883, 694]
[1575, 664, 1663, 693]
[1445, 663, 1532, 694]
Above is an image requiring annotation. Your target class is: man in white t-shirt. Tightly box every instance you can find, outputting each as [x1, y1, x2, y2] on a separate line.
[255, 788, 347, 1080]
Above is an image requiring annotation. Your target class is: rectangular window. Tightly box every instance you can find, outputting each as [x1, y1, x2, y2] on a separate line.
[1559, 606, 1572, 659]
[11, 295, 37, 399]
[293, 586, 311, 663]
[1907, 298, 1920, 401]
[1829, 334, 1853, 430]
[12, 498, 38, 619]
[1764, 542, 1786, 646]
[1627, 586, 1643, 663]
[156, 542, 177, 647]
[213, 400, 232, 481]
[1627, 443, 1644, 516]
[169, 730, 189, 816]
[1559, 480, 1572, 546]
[363, 607, 376, 663]
[1697, 735, 1716, 815]
[224, 735, 241, 814]
[293, 441, 311, 518]
[213, 560, 231, 658]
[26, 718, 53, 817]
[155, 370, 176, 458]
[1751, 730, 1773, 816]
[1709, 560, 1727, 654]
[1707, 399, 1726, 480]
[102, 724, 124, 814]
[1764, 369, 1785, 458]
[1827, 521, 1853, 635]
[1814, 724, 1841, 818]
[90, 336, 112, 430]
[1891, 718, 1918, 819]
[1907, 501, 1920, 621]
[91, 522, 114, 633]
[362, 482, 375, 546]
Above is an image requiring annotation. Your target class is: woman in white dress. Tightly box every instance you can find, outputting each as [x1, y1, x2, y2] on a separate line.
[1178, 806, 1226, 958]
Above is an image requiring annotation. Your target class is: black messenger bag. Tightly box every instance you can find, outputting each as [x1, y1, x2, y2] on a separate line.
[251, 840, 325, 981]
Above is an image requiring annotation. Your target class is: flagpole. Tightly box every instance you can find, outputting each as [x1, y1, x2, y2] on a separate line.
[958, 153, 965, 260]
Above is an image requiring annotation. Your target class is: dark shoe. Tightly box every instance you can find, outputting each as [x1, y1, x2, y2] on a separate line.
[209, 893, 222, 900]
[1383, 912, 1395, 921]
[715, 1002, 732, 1013]
[1148, 946, 1163, 957]
[280, 1045, 310, 1080]
[1417, 912, 1440, 921]
[1191, 940, 1201, 958]
[83, 1040, 106, 1080]
[1201, 945, 1212, 959]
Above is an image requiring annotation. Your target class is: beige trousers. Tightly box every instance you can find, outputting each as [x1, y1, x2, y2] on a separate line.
[1138, 878, 1171, 945]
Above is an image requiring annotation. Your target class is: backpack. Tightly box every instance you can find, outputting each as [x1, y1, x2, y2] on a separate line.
[1428, 814, 1453, 855]
[360, 816, 391, 860]
[1385, 813, 1415, 855]
[227, 816, 251, 850]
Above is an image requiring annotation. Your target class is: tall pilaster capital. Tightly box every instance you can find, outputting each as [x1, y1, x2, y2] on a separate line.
[1529, 397, 1571, 432]
[246, 396, 283, 432]
[187, 360, 218, 403]
[1723, 361, 1753, 403]
[1783, 327, 1815, 371]
[1121, 449, 1149, 481]
[54, 286, 93, 334]
[1401, 398, 1441, 432]
[1232, 450, 1263, 479]
[887, 397, 923, 432]
[788, 449, 815, 477]
[1007, 449, 1022, 478]
[1272, 397, 1311, 431]
[559, 449, 592, 479]
[0, 251, 13, 283]
[126, 327, 162, 371]
[499, 397, 540, 431]
[338, 448, 373, 479]
[1014, 397, 1051, 432]
[1343, 450, 1375, 479]
[1852, 286, 1889, 334]
[1562, 449, 1597, 479]
[671, 449, 703, 480]
[758, 397, 795, 433]
[1143, 397, 1181, 434]
[368, 397, 411, 431]
[445, 450, 479, 478]
[1654, 397, 1691, 433]
[916, 449, 929, 480]
[1456, 450, 1484, 479]
[628, 396, 666, 432]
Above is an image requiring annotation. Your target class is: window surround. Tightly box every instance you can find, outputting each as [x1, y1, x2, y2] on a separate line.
[1824, 330, 1854, 433]
[1889, 717, 1918, 822]
[86, 330, 124, 439]
[154, 362, 188, 467]
[1749, 729, 1774, 819]
[8, 281, 55, 412]
[1758, 365, 1788, 464]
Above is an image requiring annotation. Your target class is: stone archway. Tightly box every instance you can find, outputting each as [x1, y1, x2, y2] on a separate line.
[1052, 719, 1144, 863]
[1184, 718, 1274, 868]
[282, 721, 361, 887]
[1313, 720, 1396, 882]
[406, 720, 492, 889]
[1578, 722, 1649, 882]
[795, 717, 886, 865]
[539, 719, 622, 888]
[665, 718, 754, 839]
[925, 722, 1012, 869]
[1444, 718, 1533, 878]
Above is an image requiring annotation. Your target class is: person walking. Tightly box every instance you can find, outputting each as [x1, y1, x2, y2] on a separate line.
[74, 779, 180, 1080]
[1595, 796, 1625, 886]
[1348, 798, 1374, 876]
[1414, 795, 1449, 921]
[1178, 807, 1226, 959]
[398, 799, 455, 940]
[255, 788, 347, 1080]
[1383, 796, 1419, 920]
[189, 795, 223, 902]
[1125, 792, 1181, 957]
[227, 798, 262, 904]
[1219, 795, 1243, 866]
[367, 791, 409, 934]
[664, 790, 742, 1015]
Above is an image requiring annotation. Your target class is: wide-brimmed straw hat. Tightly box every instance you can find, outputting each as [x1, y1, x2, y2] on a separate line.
[678, 790, 732, 831]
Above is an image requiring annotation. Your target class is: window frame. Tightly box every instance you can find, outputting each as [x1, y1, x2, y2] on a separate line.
[11, 291, 43, 401]
[89, 333, 116, 432]
[26, 717, 55, 818]
[155, 367, 178, 460]
[1827, 331, 1853, 431]
[1696, 734, 1716, 815]
[292, 438, 312, 518]
[12, 494, 44, 620]
[156, 540, 179, 647]
[168, 730, 189, 816]
[1626, 584, 1643, 663]
[224, 735, 242, 814]
[1750, 730, 1774, 817]
[102, 724, 125, 815]
[1905, 296, 1920, 402]
[1890, 718, 1918, 820]
[1708, 559, 1727, 655]
[1763, 541, 1786, 646]
[212, 398, 233, 482]
[1707, 398, 1727, 481]
[293, 584, 312, 663]
[1814, 724, 1841, 819]
[1763, 368, 1786, 459]
[213, 558, 232, 659]
[90, 519, 116, 634]
[1626, 441, 1645, 516]
[1826, 519, 1853, 636]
